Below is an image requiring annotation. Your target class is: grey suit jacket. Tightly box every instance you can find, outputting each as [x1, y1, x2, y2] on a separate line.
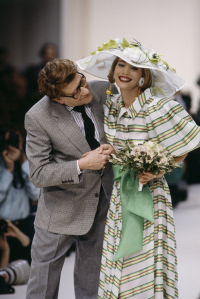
[25, 81, 117, 235]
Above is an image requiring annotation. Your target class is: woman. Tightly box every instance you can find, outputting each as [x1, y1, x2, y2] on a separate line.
[77, 38, 200, 298]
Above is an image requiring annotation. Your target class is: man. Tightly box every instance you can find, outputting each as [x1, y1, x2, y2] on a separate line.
[25, 59, 117, 299]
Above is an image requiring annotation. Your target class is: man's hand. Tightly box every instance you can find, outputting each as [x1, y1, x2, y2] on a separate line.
[78, 150, 110, 171]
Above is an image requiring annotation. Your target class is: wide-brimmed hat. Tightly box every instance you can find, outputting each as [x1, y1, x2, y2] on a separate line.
[76, 38, 187, 97]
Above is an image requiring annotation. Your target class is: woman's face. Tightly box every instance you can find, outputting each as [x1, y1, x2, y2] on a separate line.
[114, 59, 142, 92]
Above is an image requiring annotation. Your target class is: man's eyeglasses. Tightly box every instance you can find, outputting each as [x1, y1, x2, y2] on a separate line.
[62, 72, 86, 99]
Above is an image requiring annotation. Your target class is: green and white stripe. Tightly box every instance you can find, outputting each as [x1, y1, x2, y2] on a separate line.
[98, 89, 200, 298]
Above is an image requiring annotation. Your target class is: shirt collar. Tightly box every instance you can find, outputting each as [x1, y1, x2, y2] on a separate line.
[66, 103, 91, 112]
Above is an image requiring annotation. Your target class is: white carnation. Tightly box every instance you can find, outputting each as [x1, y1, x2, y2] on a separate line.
[145, 141, 155, 149]
[114, 38, 123, 48]
[148, 51, 158, 60]
[159, 157, 168, 164]
[123, 47, 147, 63]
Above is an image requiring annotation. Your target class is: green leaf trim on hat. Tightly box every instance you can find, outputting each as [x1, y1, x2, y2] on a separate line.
[90, 39, 118, 55]
[108, 39, 117, 48]
[151, 86, 165, 96]
[121, 38, 130, 49]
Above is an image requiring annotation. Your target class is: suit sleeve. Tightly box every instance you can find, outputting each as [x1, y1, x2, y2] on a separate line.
[25, 111, 81, 188]
[89, 81, 118, 104]
[21, 160, 40, 200]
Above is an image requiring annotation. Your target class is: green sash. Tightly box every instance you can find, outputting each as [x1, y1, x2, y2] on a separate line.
[113, 166, 154, 261]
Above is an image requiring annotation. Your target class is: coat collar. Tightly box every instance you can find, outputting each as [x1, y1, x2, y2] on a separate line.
[50, 98, 105, 154]
[117, 88, 152, 120]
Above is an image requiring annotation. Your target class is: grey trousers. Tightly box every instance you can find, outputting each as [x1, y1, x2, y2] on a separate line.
[26, 187, 109, 299]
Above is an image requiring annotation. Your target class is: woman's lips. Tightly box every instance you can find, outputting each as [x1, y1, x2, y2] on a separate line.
[119, 76, 132, 82]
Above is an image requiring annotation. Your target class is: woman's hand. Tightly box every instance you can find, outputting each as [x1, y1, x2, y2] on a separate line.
[83, 144, 116, 157]
[139, 171, 165, 185]
[97, 144, 116, 156]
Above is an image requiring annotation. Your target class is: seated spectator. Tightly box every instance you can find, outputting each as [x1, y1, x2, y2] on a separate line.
[0, 220, 30, 267]
[0, 47, 15, 99]
[0, 220, 31, 294]
[24, 42, 58, 104]
[0, 123, 39, 241]
[0, 48, 31, 126]
[0, 47, 16, 126]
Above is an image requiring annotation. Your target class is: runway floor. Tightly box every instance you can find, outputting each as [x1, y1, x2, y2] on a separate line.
[3, 184, 200, 299]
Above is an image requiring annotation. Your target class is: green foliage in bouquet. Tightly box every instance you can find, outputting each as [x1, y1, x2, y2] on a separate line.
[110, 140, 180, 176]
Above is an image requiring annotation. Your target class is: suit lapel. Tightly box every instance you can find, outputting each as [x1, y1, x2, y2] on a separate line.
[90, 98, 106, 145]
[51, 100, 91, 154]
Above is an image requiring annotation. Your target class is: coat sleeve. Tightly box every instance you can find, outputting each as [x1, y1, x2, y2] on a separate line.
[88, 80, 118, 105]
[21, 160, 40, 200]
[145, 97, 200, 156]
[25, 111, 80, 188]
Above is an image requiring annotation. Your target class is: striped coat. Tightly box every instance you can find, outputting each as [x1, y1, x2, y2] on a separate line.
[98, 89, 200, 299]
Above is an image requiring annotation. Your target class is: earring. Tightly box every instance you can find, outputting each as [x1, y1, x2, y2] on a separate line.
[139, 77, 144, 87]
[106, 83, 113, 95]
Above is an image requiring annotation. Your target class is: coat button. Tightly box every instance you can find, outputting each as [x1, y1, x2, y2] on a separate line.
[95, 193, 99, 198]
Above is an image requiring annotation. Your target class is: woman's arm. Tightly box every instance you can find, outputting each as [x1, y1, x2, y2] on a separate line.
[174, 153, 188, 163]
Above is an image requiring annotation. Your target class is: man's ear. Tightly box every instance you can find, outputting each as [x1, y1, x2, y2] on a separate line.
[52, 97, 65, 104]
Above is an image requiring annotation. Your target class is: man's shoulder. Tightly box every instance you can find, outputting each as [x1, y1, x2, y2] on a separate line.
[88, 80, 109, 88]
[89, 80, 118, 103]
[26, 95, 51, 116]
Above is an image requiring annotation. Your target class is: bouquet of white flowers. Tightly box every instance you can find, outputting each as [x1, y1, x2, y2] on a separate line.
[110, 140, 180, 191]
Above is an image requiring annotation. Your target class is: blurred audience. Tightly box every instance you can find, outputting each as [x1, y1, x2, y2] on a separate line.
[0, 47, 16, 125]
[0, 220, 31, 294]
[0, 43, 58, 127]
[0, 48, 29, 126]
[24, 42, 58, 104]
[0, 123, 39, 242]
[0, 47, 15, 99]
[0, 220, 31, 267]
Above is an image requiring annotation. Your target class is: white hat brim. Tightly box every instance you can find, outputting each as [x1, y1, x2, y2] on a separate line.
[76, 49, 187, 97]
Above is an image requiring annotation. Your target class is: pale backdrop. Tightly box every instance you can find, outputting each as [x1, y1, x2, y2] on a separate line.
[60, 0, 200, 113]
